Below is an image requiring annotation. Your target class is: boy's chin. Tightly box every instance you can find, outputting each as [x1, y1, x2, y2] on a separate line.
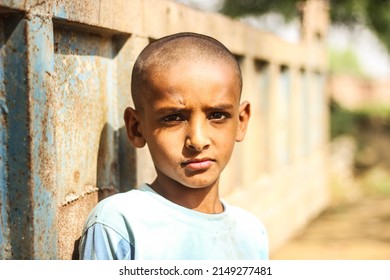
[154, 168, 221, 190]
[179, 177, 220, 190]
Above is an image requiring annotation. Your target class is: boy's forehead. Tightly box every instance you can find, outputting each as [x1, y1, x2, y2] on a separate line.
[142, 59, 241, 105]
[131, 33, 242, 110]
[140, 59, 241, 108]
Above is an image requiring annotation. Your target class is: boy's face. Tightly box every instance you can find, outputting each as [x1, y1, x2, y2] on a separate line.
[126, 59, 249, 191]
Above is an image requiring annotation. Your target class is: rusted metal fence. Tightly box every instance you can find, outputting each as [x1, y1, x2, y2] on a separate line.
[0, 0, 329, 259]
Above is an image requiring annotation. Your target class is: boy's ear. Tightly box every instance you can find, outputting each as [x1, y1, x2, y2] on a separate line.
[124, 107, 146, 148]
[236, 101, 251, 142]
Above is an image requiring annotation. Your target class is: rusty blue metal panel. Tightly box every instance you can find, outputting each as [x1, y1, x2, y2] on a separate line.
[53, 25, 121, 200]
[26, 14, 58, 259]
[3, 14, 31, 259]
[0, 15, 10, 259]
[0, 12, 58, 259]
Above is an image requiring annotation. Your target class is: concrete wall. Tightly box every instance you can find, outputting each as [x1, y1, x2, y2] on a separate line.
[0, 0, 329, 259]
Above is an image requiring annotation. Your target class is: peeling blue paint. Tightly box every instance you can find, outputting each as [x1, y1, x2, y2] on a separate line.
[4, 14, 32, 260]
[54, 4, 68, 20]
[0, 17, 8, 257]
[0, 8, 132, 259]
[27, 15, 58, 259]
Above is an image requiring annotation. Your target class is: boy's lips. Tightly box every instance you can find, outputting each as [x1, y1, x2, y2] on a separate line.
[181, 158, 215, 171]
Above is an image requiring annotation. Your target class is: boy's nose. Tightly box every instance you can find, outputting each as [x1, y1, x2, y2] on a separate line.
[185, 119, 210, 152]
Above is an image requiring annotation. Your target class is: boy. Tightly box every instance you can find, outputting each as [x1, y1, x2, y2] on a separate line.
[79, 32, 268, 260]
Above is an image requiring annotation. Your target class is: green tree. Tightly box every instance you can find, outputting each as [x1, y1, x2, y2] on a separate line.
[328, 48, 366, 77]
[220, 0, 390, 53]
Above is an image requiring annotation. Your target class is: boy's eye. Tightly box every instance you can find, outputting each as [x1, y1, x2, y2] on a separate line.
[209, 112, 229, 120]
[162, 114, 183, 122]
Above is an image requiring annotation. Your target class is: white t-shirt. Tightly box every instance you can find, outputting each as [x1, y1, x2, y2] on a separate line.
[79, 184, 268, 260]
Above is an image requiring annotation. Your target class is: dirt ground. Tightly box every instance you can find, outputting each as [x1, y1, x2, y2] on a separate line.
[271, 196, 390, 260]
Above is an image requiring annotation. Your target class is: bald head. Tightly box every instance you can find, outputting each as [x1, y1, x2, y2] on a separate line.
[131, 32, 242, 110]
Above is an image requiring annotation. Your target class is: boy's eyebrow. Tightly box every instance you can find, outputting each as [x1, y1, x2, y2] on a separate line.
[206, 104, 235, 110]
[154, 106, 188, 115]
[154, 104, 235, 114]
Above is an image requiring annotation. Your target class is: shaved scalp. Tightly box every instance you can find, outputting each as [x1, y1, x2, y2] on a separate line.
[131, 32, 242, 110]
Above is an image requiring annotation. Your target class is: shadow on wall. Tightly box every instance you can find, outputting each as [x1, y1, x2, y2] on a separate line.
[64, 122, 136, 260]
[97, 122, 137, 200]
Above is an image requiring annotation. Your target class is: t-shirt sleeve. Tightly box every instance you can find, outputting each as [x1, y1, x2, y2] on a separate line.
[79, 223, 134, 260]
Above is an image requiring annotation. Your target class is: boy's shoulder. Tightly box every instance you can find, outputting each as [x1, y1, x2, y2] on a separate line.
[83, 184, 266, 237]
[94, 186, 145, 209]
[82, 185, 150, 231]
[225, 203, 267, 232]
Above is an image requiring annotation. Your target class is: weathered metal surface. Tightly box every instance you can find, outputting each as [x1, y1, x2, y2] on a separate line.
[52, 23, 132, 258]
[58, 190, 98, 260]
[26, 12, 58, 259]
[54, 25, 115, 204]
[2, 13, 31, 260]
[0, 0, 135, 258]
[1, 11, 59, 259]
[0, 16, 9, 259]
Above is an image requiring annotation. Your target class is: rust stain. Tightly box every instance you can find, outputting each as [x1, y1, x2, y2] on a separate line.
[52, 25, 120, 212]
[58, 191, 98, 260]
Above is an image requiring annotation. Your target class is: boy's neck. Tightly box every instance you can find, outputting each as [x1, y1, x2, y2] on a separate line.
[150, 178, 224, 214]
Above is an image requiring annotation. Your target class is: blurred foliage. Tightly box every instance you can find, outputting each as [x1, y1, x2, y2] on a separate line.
[366, 0, 390, 55]
[220, 0, 299, 20]
[358, 167, 390, 196]
[330, 100, 390, 197]
[220, 0, 390, 53]
[330, 100, 390, 139]
[356, 105, 390, 122]
[330, 100, 358, 138]
[328, 48, 366, 77]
